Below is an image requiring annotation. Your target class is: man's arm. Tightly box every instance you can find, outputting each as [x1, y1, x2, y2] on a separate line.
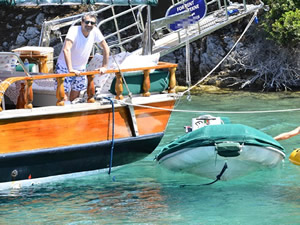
[274, 126, 300, 141]
[63, 39, 80, 75]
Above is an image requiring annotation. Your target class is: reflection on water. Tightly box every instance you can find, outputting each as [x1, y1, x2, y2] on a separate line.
[1, 92, 300, 224]
[80, 181, 168, 223]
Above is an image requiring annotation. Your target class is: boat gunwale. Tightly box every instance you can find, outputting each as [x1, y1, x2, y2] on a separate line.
[0, 93, 177, 119]
[157, 144, 286, 163]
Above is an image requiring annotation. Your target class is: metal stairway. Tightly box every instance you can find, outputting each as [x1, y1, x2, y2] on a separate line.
[146, 2, 264, 56]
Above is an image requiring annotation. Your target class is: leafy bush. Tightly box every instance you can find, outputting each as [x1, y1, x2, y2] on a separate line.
[262, 0, 300, 46]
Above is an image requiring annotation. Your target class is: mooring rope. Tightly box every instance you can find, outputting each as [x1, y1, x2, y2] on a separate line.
[116, 99, 300, 114]
[103, 97, 115, 175]
[180, 162, 228, 187]
[181, 10, 259, 96]
[115, 9, 300, 115]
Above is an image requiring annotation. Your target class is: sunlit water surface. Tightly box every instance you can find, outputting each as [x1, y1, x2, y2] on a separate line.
[1, 92, 300, 225]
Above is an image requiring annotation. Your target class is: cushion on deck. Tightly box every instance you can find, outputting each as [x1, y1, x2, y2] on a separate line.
[109, 70, 169, 95]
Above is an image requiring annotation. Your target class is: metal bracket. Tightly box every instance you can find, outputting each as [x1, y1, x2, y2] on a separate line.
[128, 104, 139, 137]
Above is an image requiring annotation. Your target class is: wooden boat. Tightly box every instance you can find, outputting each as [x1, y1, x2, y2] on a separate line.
[156, 116, 286, 181]
[0, 55, 178, 187]
[0, 0, 266, 188]
[0, 0, 180, 189]
[289, 149, 300, 166]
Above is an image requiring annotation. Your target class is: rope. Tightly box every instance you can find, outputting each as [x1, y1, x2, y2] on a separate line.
[117, 99, 300, 114]
[103, 97, 115, 175]
[181, 10, 259, 96]
[203, 162, 228, 185]
[180, 162, 228, 187]
[114, 10, 297, 115]
[110, 51, 133, 99]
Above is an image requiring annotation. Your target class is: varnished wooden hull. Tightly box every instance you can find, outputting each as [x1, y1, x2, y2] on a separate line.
[0, 97, 176, 184]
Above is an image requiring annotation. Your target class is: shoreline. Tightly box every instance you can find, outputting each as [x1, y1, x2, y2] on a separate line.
[175, 85, 300, 98]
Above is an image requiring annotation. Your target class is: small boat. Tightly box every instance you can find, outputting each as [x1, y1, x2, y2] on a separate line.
[289, 149, 300, 166]
[156, 115, 286, 181]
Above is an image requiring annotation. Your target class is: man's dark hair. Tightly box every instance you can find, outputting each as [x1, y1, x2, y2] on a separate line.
[81, 12, 97, 23]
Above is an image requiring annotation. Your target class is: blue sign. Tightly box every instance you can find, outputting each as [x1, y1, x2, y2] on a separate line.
[165, 0, 207, 31]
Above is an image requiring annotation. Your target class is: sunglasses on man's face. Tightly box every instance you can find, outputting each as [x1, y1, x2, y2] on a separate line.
[83, 20, 96, 25]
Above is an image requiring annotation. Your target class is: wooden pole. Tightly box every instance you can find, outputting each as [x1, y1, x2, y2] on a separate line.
[25, 79, 33, 109]
[168, 67, 177, 93]
[56, 77, 65, 106]
[142, 69, 151, 97]
[115, 72, 124, 100]
[87, 75, 95, 103]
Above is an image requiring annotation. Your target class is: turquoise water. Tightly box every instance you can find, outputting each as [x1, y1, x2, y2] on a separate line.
[1, 92, 300, 225]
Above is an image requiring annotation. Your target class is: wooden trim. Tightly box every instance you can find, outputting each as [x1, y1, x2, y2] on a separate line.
[87, 74, 95, 103]
[25, 79, 33, 109]
[168, 67, 177, 93]
[0, 62, 178, 111]
[142, 69, 151, 97]
[56, 77, 65, 106]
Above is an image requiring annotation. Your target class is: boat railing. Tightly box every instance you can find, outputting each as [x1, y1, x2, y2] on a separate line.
[0, 59, 177, 112]
[39, 0, 262, 57]
[40, 4, 147, 54]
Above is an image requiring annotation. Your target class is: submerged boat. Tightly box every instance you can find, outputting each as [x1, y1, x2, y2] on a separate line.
[156, 116, 286, 181]
[0, 0, 266, 188]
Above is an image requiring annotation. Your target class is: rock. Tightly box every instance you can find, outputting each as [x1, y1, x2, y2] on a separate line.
[206, 36, 225, 59]
[15, 14, 23, 20]
[27, 37, 40, 46]
[6, 23, 12, 29]
[53, 43, 63, 56]
[35, 13, 45, 25]
[15, 32, 27, 46]
[24, 27, 40, 40]
[2, 42, 8, 48]
[25, 21, 33, 25]
[223, 35, 235, 51]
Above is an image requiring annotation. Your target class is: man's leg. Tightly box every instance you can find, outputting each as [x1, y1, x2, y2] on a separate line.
[55, 64, 71, 102]
[69, 90, 80, 101]
[71, 76, 87, 102]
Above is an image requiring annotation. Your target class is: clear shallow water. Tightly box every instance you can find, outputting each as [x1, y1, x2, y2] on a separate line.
[1, 92, 300, 225]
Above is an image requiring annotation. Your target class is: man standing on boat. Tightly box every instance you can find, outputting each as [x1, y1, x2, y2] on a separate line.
[56, 12, 109, 102]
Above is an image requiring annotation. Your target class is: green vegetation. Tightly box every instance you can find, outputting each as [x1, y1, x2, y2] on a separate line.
[262, 0, 300, 46]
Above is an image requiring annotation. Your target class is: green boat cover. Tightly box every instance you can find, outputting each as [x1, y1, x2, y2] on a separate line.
[0, 0, 158, 6]
[110, 70, 169, 95]
[156, 124, 285, 161]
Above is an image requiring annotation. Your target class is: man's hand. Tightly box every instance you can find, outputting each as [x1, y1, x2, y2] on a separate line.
[97, 67, 107, 75]
[69, 69, 81, 76]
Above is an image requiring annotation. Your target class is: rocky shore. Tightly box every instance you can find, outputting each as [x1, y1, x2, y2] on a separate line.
[0, 5, 299, 91]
